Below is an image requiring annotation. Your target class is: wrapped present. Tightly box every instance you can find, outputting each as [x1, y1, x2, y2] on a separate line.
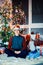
[26, 51, 40, 59]
[0, 47, 5, 54]
[36, 46, 43, 56]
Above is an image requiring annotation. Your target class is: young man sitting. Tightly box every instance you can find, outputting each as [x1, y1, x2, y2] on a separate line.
[4, 22, 28, 58]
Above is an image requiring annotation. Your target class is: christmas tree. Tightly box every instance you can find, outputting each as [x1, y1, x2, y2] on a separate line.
[0, 0, 13, 44]
[0, 0, 26, 44]
[12, 6, 26, 25]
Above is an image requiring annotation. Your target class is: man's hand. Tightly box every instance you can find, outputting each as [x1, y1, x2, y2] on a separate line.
[14, 51, 21, 54]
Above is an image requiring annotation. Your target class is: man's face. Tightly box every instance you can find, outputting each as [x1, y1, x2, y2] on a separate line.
[14, 28, 20, 36]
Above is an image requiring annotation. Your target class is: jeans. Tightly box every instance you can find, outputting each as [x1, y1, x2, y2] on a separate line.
[5, 48, 28, 58]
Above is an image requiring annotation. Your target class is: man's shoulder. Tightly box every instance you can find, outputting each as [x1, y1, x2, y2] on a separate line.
[19, 36, 26, 42]
[20, 35, 25, 39]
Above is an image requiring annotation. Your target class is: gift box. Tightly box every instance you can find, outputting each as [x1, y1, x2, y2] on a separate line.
[36, 46, 43, 56]
[0, 47, 5, 54]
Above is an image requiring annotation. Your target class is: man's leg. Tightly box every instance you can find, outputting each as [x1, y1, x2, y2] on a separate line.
[5, 48, 16, 57]
[18, 50, 28, 58]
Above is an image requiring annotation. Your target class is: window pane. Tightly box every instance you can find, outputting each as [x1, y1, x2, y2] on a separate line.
[31, 28, 43, 35]
[12, 0, 28, 25]
[32, 0, 43, 23]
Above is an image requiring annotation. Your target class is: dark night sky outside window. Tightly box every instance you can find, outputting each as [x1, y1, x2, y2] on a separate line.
[32, 0, 43, 23]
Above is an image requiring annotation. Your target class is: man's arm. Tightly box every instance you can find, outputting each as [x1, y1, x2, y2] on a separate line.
[8, 37, 13, 50]
[22, 37, 27, 50]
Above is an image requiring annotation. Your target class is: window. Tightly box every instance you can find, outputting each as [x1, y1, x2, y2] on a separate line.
[32, 0, 43, 23]
[31, 28, 43, 35]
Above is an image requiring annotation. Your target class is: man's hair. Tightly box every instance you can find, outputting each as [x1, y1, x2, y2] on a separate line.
[12, 24, 20, 31]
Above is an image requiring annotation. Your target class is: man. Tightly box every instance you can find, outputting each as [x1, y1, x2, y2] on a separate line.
[5, 22, 28, 58]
